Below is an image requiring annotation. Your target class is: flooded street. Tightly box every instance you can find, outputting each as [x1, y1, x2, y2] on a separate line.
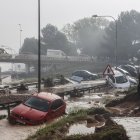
[113, 117, 140, 140]
[0, 119, 44, 140]
[0, 91, 108, 140]
[0, 87, 138, 140]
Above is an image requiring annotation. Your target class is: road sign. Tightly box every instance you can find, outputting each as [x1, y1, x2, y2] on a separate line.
[103, 64, 114, 75]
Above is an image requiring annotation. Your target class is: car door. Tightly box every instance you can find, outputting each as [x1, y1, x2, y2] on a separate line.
[50, 99, 65, 118]
[108, 75, 115, 87]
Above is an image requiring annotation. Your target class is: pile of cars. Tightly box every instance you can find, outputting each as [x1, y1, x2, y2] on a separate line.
[107, 64, 138, 90]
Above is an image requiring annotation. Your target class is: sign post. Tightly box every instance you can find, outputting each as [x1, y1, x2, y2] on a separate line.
[103, 64, 114, 92]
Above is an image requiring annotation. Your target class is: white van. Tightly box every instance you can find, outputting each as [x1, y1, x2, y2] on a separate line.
[107, 69, 130, 90]
[46, 49, 66, 57]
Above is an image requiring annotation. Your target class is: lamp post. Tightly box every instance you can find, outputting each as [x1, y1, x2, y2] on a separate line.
[18, 24, 22, 49]
[38, 0, 41, 93]
[92, 15, 117, 66]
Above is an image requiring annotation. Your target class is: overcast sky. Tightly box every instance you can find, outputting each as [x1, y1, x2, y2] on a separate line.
[0, 0, 140, 53]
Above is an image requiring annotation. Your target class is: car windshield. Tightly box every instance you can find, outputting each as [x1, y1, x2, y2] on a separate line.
[24, 96, 50, 112]
[116, 76, 128, 84]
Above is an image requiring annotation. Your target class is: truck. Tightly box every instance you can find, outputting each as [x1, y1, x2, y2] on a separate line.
[46, 49, 66, 57]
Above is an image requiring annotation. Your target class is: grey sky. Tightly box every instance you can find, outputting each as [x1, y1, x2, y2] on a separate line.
[0, 0, 140, 53]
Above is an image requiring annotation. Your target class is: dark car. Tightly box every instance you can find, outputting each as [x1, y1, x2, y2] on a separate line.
[72, 70, 98, 81]
[119, 65, 138, 78]
[9, 92, 66, 125]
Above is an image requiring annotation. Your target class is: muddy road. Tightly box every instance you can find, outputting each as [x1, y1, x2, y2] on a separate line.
[0, 87, 138, 140]
[0, 90, 113, 140]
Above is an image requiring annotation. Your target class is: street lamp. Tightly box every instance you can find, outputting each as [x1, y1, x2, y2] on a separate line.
[38, 0, 41, 92]
[18, 24, 22, 49]
[92, 15, 117, 66]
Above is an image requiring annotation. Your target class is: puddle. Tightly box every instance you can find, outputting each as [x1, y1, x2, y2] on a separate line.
[113, 117, 140, 140]
[67, 121, 95, 136]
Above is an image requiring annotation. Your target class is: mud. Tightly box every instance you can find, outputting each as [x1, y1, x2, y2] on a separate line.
[0, 119, 44, 140]
[0, 87, 132, 140]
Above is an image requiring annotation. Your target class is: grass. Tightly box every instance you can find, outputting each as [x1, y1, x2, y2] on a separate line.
[26, 108, 129, 140]
[27, 109, 87, 140]
[62, 119, 129, 140]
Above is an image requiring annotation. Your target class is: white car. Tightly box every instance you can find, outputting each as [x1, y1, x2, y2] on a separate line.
[107, 69, 131, 90]
[115, 67, 137, 86]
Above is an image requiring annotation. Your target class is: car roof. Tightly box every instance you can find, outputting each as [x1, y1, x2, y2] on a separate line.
[116, 67, 129, 74]
[73, 70, 96, 74]
[33, 92, 61, 102]
[112, 69, 124, 77]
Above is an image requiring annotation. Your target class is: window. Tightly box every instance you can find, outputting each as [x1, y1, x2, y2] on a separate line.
[24, 96, 50, 112]
[51, 99, 64, 110]
[116, 76, 128, 84]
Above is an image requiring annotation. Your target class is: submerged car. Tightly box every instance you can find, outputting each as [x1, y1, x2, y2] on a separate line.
[119, 65, 138, 78]
[115, 67, 137, 86]
[72, 70, 98, 81]
[9, 92, 66, 125]
[107, 69, 130, 90]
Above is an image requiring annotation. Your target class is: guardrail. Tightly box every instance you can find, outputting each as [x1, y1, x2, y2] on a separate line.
[14, 54, 95, 62]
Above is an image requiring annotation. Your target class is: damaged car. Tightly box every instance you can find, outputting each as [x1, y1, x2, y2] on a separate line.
[9, 92, 66, 125]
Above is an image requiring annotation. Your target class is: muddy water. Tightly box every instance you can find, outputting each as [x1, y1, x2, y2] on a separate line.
[0, 90, 120, 140]
[113, 117, 140, 140]
[0, 119, 44, 140]
[67, 121, 95, 136]
[66, 93, 103, 112]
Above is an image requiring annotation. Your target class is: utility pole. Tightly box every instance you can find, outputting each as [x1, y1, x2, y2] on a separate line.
[38, 0, 41, 92]
[18, 24, 22, 49]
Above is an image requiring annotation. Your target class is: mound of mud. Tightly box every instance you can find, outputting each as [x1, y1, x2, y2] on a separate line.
[106, 88, 140, 116]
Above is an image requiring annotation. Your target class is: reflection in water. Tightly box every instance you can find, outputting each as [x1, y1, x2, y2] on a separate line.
[113, 117, 140, 140]
[67, 121, 95, 136]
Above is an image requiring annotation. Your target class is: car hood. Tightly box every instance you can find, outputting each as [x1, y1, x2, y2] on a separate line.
[12, 104, 47, 120]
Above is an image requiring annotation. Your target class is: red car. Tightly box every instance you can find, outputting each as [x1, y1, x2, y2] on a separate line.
[9, 92, 66, 125]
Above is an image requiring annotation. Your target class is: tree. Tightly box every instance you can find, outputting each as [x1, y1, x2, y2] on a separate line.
[105, 10, 140, 61]
[63, 17, 109, 57]
[19, 37, 38, 54]
[41, 24, 70, 54]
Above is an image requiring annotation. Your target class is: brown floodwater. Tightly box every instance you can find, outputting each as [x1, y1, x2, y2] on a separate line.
[0, 119, 44, 140]
[67, 121, 95, 136]
[113, 117, 140, 140]
[0, 89, 123, 140]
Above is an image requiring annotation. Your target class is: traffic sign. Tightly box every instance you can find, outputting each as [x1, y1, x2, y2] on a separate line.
[103, 64, 114, 75]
